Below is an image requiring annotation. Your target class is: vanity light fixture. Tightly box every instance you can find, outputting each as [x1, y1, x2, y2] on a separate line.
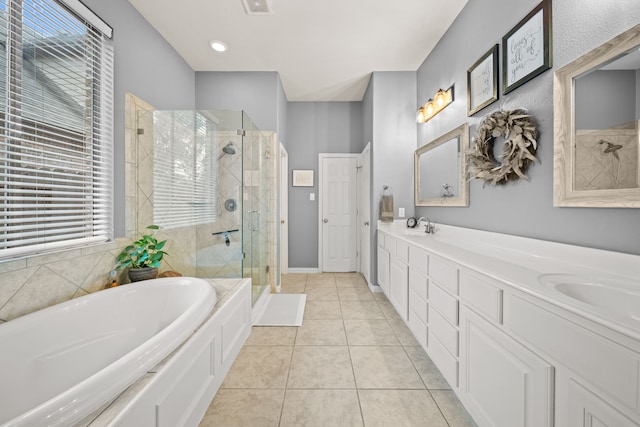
[209, 40, 228, 52]
[417, 85, 454, 123]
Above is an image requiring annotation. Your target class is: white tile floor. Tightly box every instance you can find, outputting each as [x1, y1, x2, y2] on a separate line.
[199, 272, 477, 427]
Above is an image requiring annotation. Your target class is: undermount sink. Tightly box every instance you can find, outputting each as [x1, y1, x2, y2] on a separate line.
[538, 274, 640, 321]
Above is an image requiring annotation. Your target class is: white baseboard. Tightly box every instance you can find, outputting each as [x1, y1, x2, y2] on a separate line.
[368, 283, 383, 293]
[287, 267, 320, 274]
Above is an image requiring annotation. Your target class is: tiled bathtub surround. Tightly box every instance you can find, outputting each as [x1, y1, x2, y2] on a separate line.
[0, 239, 130, 322]
[200, 273, 477, 427]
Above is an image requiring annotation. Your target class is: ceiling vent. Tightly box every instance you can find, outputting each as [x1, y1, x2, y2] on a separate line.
[242, 0, 273, 15]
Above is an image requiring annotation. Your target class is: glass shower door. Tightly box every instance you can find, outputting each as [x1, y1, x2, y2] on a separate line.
[242, 112, 270, 304]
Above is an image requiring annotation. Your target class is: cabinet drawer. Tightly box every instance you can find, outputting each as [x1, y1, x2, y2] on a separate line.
[395, 240, 409, 263]
[506, 294, 640, 413]
[430, 256, 459, 295]
[430, 307, 459, 357]
[428, 331, 458, 388]
[461, 271, 503, 324]
[409, 288, 427, 324]
[430, 282, 459, 326]
[409, 246, 429, 276]
[408, 310, 427, 349]
[385, 235, 396, 254]
[409, 267, 428, 300]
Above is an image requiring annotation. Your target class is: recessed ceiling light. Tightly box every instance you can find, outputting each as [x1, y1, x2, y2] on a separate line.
[209, 40, 228, 52]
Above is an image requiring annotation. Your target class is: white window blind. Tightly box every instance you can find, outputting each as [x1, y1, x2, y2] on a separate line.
[153, 111, 218, 229]
[0, 0, 114, 260]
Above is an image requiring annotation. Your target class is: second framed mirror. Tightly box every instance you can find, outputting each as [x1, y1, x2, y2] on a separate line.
[415, 123, 469, 206]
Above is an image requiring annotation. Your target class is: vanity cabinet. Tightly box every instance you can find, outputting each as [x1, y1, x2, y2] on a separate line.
[389, 235, 409, 320]
[427, 254, 460, 389]
[563, 377, 639, 427]
[389, 256, 408, 320]
[377, 224, 640, 427]
[378, 231, 409, 320]
[460, 304, 554, 427]
[407, 266, 428, 348]
[377, 245, 389, 296]
[505, 293, 640, 427]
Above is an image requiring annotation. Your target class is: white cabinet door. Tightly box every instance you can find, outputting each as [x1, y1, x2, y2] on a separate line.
[460, 307, 554, 427]
[389, 256, 408, 321]
[560, 376, 640, 427]
[377, 247, 390, 296]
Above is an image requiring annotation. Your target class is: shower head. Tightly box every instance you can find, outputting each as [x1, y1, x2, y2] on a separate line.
[222, 142, 236, 155]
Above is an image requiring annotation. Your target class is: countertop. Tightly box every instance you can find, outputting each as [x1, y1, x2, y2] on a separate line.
[378, 221, 640, 342]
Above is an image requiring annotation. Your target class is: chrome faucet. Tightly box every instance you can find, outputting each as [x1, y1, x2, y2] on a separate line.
[417, 217, 436, 234]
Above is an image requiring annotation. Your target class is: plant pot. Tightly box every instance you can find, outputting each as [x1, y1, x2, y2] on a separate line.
[128, 267, 158, 282]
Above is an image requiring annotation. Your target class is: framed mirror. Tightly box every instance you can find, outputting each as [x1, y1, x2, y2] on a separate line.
[554, 23, 640, 207]
[415, 123, 469, 206]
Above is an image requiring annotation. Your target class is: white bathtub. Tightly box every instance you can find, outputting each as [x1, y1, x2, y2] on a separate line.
[0, 277, 216, 427]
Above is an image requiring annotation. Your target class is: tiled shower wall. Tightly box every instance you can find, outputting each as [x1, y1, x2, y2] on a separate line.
[129, 95, 279, 289]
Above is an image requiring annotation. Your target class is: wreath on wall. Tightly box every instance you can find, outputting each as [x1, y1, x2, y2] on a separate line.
[468, 109, 539, 185]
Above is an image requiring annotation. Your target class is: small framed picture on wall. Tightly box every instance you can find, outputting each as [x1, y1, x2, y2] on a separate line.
[502, 0, 552, 94]
[292, 169, 314, 187]
[467, 44, 499, 116]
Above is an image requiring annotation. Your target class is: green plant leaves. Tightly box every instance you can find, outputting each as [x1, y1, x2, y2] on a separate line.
[115, 225, 169, 270]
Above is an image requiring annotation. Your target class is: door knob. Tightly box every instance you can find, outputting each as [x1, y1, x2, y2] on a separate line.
[323, 218, 329, 223]
[364, 221, 369, 226]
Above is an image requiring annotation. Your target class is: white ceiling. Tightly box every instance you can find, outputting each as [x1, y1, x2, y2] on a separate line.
[126, 0, 468, 101]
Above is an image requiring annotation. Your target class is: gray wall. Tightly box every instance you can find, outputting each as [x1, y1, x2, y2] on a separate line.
[83, 0, 196, 238]
[286, 102, 364, 268]
[195, 72, 281, 132]
[575, 70, 636, 130]
[370, 72, 417, 224]
[366, 71, 417, 284]
[415, 0, 640, 255]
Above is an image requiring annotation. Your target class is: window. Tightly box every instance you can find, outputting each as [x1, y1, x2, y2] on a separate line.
[0, 0, 113, 260]
[152, 111, 218, 229]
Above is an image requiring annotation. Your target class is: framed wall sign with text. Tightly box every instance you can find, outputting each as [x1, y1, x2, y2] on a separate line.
[292, 169, 314, 187]
[502, 0, 552, 94]
[467, 44, 499, 116]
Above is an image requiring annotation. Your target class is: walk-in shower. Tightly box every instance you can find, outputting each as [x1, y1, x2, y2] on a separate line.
[133, 106, 274, 304]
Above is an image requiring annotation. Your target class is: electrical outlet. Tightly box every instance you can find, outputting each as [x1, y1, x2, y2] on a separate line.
[399, 207, 405, 218]
[310, 193, 315, 201]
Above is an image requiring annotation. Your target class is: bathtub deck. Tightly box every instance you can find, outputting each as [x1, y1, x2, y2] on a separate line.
[84, 278, 250, 427]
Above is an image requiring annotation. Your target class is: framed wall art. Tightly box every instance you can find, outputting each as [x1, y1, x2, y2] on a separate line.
[292, 169, 314, 187]
[467, 44, 499, 116]
[502, 0, 552, 94]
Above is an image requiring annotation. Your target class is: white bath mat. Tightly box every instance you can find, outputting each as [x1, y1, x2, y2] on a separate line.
[253, 294, 306, 326]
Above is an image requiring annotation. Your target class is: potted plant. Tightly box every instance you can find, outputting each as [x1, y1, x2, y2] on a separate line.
[116, 225, 168, 282]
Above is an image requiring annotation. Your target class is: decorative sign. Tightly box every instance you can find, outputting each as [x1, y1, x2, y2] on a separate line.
[467, 44, 499, 116]
[503, 0, 552, 94]
[292, 169, 314, 187]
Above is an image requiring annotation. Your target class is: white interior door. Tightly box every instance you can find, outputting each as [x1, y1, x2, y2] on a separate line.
[280, 144, 288, 276]
[358, 143, 371, 284]
[320, 155, 357, 272]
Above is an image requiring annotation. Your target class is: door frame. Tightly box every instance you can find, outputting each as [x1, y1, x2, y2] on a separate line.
[279, 143, 288, 281]
[357, 142, 371, 284]
[318, 153, 360, 273]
